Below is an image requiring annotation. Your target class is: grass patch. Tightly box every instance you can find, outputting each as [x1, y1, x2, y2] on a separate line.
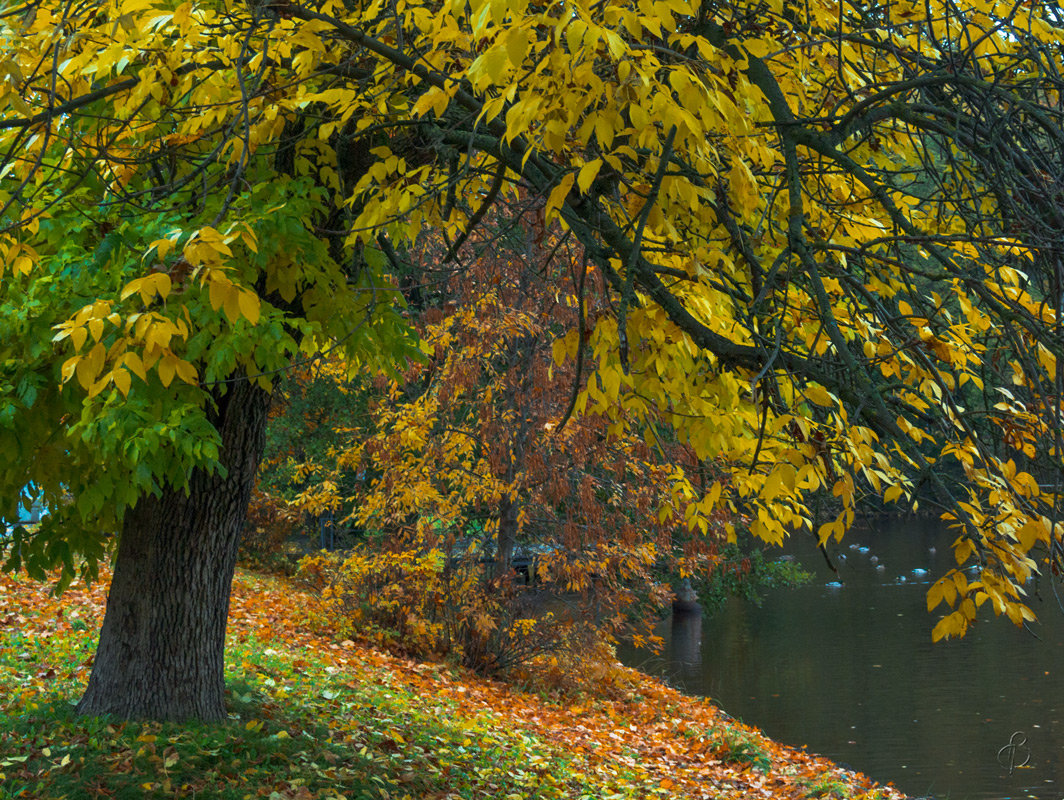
[1, 694, 372, 800]
[0, 630, 598, 800]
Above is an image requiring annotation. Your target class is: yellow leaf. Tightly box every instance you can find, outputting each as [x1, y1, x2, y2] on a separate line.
[552, 338, 568, 367]
[954, 537, 975, 565]
[76, 343, 106, 390]
[113, 368, 131, 397]
[237, 290, 260, 324]
[174, 359, 198, 385]
[927, 579, 945, 612]
[630, 103, 651, 132]
[481, 47, 509, 84]
[599, 366, 621, 402]
[931, 612, 962, 642]
[804, 384, 833, 406]
[121, 277, 145, 301]
[727, 158, 759, 217]
[704, 481, 722, 510]
[763, 469, 782, 501]
[158, 356, 176, 388]
[223, 287, 241, 324]
[147, 272, 172, 301]
[505, 29, 529, 67]
[173, 1, 191, 28]
[209, 276, 228, 311]
[816, 521, 836, 546]
[883, 484, 903, 503]
[1017, 519, 1044, 551]
[577, 160, 602, 195]
[150, 238, 174, 260]
[412, 87, 451, 119]
[199, 226, 232, 256]
[544, 173, 575, 224]
[123, 352, 147, 381]
[61, 356, 78, 383]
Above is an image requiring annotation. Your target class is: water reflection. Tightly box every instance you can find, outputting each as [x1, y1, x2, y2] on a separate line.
[618, 518, 1064, 800]
[669, 609, 702, 681]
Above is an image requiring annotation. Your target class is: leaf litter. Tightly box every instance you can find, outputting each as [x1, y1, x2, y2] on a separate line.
[0, 567, 908, 800]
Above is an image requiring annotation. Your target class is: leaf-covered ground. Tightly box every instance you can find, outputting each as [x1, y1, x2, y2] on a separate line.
[0, 568, 908, 800]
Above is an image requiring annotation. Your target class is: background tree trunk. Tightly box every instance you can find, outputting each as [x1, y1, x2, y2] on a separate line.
[76, 377, 271, 721]
[494, 496, 518, 581]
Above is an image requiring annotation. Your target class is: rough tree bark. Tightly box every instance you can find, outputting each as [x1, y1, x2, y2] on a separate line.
[76, 376, 271, 721]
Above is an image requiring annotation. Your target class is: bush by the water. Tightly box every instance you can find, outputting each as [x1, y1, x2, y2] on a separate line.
[296, 533, 669, 678]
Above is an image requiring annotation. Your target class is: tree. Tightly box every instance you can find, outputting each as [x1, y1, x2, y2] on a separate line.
[289, 202, 727, 669]
[4, 0, 1064, 720]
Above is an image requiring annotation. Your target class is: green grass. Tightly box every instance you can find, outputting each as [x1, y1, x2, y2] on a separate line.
[711, 726, 773, 773]
[0, 630, 602, 800]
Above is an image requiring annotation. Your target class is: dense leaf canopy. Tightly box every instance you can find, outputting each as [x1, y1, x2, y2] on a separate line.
[3, 0, 1064, 639]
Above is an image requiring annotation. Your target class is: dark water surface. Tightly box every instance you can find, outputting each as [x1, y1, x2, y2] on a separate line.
[618, 518, 1064, 800]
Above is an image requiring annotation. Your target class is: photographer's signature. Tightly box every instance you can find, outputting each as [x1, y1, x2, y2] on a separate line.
[998, 731, 1032, 775]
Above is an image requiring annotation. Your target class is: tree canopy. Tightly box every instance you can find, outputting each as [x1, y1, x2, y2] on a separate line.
[4, 0, 1064, 718]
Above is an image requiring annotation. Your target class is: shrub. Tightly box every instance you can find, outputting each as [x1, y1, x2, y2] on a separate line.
[297, 535, 650, 675]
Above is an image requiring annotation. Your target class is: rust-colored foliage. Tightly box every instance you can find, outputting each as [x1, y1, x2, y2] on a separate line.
[239, 489, 303, 570]
[287, 202, 733, 670]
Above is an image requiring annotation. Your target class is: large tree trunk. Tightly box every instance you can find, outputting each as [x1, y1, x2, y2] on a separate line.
[76, 377, 270, 721]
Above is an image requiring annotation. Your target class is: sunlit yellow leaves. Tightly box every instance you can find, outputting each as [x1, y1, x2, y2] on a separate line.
[75, 343, 107, 391]
[932, 601, 975, 642]
[4, 0, 1064, 656]
[0, 237, 38, 278]
[577, 160, 602, 195]
[505, 27, 529, 66]
[953, 536, 976, 565]
[122, 351, 147, 382]
[153, 353, 197, 388]
[882, 484, 906, 504]
[411, 87, 452, 119]
[469, 47, 510, 87]
[53, 293, 203, 397]
[927, 569, 973, 615]
[551, 329, 579, 367]
[544, 173, 575, 224]
[761, 463, 796, 502]
[121, 272, 172, 304]
[204, 269, 261, 325]
[726, 158, 759, 217]
[1016, 519, 1047, 551]
[803, 384, 834, 407]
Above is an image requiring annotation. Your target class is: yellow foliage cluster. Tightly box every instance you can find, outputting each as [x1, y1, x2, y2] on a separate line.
[6, 0, 1064, 640]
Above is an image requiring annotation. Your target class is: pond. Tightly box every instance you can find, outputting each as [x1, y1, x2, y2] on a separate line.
[618, 517, 1064, 800]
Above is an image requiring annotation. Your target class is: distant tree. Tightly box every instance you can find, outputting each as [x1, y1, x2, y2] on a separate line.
[288, 204, 727, 666]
